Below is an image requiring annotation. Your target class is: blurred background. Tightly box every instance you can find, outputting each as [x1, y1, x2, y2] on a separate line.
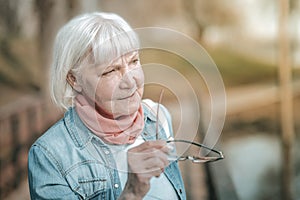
[0, 0, 299, 199]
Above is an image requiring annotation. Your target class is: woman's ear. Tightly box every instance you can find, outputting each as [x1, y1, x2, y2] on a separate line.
[66, 72, 82, 93]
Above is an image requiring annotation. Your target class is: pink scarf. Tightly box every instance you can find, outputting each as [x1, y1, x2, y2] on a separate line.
[75, 94, 144, 144]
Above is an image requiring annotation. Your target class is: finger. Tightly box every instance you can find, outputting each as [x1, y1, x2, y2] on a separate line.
[128, 147, 169, 166]
[136, 165, 164, 178]
[153, 167, 165, 178]
[129, 140, 166, 153]
[160, 145, 171, 154]
[143, 152, 169, 173]
[144, 156, 168, 170]
[128, 151, 169, 174]
[128, 141, 170, 160]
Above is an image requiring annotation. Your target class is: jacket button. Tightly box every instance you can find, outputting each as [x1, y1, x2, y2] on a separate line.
[104, 150, 110, 155]
[114, 183, 119, 188]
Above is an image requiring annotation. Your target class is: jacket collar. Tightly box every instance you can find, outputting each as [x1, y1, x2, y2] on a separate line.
[141, 101, 168, 141]
[142, 100, 157, 122]
[64, 107, 93, 148]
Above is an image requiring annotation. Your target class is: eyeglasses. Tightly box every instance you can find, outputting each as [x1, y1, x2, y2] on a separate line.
[155, 89, 224, 163]
[166, 138, 224, 163]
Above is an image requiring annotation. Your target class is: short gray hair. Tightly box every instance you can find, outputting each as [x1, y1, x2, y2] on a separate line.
[50, 12, 139, 110]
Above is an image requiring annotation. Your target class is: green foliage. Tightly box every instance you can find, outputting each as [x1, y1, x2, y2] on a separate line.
[141, 47, 281, 88]
[207, 48, 278, 87]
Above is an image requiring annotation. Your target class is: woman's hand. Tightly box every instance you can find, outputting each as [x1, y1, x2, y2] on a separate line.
[119, 140, 169, 200]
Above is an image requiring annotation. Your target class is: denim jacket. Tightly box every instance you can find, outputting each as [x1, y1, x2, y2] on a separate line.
[28, 101, 186, 200]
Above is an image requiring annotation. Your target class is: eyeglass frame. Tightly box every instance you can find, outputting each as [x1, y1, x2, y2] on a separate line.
[155, 89, 224, 163]
[166, 139, 224, 163]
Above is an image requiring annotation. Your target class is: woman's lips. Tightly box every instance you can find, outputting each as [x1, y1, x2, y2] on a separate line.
[119, 90, 136, 100]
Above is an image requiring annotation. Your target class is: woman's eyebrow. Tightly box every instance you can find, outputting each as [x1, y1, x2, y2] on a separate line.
[98, 52, 139, 72]
[128, 51, 139, 60]
[103, 64, 119, 72]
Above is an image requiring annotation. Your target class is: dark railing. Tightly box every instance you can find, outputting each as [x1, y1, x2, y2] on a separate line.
[0, 95, 62, 199]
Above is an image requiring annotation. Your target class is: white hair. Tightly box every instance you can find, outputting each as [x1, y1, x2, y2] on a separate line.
[50, 12, 139, 110]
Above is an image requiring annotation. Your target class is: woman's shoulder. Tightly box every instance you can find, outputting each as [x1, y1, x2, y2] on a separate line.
[28, 114, 84, 171]
[30, 117, 70, 153]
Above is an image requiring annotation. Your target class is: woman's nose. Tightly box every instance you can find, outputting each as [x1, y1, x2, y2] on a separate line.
[119, 65, 136, 89]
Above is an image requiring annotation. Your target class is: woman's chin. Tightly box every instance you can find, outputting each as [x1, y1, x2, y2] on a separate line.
[113, 99, 141, 117]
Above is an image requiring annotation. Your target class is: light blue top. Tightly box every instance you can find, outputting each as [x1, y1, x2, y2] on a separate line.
[28, 101, 186, 199]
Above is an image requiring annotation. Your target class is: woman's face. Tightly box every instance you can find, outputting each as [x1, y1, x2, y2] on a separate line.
[78, 51, 144, 118]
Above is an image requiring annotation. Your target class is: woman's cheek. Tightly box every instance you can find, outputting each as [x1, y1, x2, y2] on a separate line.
[78, 77, 97, 101]
[135, 67, 145, 88]
[95, 78, 116, 100]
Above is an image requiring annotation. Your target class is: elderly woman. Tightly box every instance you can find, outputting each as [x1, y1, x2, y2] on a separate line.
[28, 12, 186, 199]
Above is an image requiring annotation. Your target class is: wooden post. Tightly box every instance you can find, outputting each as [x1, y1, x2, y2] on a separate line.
[278, 0, 294, 199]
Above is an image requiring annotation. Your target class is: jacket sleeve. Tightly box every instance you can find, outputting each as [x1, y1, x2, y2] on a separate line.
[28, 144, 81, 200]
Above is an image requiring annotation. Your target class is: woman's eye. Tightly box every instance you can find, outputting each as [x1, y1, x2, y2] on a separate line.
[102, 69, 115, 76]
[132, 58, 139, 64]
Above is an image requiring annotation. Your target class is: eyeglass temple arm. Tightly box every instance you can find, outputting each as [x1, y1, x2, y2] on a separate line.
[167, 139, 224, 159]
[156, 89, 165, 140]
